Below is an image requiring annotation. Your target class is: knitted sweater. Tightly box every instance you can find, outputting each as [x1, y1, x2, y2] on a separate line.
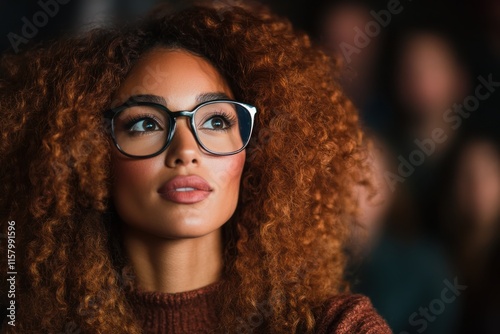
[125, 281, 392, 333]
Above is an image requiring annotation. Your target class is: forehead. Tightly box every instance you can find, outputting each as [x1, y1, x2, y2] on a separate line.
[117, 48, 233, 108]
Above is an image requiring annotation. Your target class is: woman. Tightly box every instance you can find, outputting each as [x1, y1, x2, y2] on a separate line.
[0, 2, 391, 333]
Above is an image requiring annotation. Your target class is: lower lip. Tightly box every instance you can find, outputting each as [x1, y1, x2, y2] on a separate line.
[159, 189, 211, 204]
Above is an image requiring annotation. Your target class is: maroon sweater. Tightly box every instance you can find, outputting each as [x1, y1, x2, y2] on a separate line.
[125, 281, 392, 333]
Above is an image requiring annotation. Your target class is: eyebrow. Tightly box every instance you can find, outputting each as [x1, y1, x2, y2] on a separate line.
[196, 92, 232, 103]
[126, 94, 167, 105]
[124, 92, 232, 108]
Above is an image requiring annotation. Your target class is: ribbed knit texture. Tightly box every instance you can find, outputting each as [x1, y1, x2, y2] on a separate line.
[125, 282, 392, 333]
[315, 294, 393, 334]
[125, 281, 221, 334]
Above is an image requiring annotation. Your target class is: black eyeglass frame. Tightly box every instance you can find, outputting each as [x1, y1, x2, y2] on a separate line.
[104, 99, 257, 159]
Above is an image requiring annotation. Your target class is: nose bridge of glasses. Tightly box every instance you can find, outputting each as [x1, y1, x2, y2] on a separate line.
[170, 109, 196, 118]
[169, 110, 196, 132]
[169, 110, 198, 145]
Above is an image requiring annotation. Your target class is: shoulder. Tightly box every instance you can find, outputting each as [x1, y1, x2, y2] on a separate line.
[315, 294, 392, 334]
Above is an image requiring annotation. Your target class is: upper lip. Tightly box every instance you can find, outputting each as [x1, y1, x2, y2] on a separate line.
[158, 175, 213, 193]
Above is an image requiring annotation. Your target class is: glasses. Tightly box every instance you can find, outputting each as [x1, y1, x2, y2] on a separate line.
[104, 99, 257, 158]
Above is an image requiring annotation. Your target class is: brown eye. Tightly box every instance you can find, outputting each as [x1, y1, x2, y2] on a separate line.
[129, 118, 161, 132]
[201, 116, 230, 130]
[208, 117, 227, 129]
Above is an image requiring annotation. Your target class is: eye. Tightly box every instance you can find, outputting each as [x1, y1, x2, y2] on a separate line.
[129, 118, 162, 132]
[201, 116, 231, 130]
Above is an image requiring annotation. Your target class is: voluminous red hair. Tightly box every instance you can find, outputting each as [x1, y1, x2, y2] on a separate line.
[0, 2, 365, 333]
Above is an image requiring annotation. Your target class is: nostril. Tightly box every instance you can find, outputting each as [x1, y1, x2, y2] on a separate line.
[174, 157, 198, 165]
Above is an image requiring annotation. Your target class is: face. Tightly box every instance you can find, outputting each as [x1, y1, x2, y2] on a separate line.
[321, 4, 379, 85]
[352, 140, 393, 252]
[355, 142, 393, 232]
[110, 49, 246, 239]
[455, 140, 500, 227]
[398, 34, 466, 115]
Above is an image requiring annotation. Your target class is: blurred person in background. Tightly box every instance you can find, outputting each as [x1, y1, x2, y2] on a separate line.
[347, 134, 460, 334]
[318, 0, 392, 134]
[388, 25, 473, 237]
[392, 26, 470, 156]
[437, 124, 500, 334]
[346, 135, 394, 259]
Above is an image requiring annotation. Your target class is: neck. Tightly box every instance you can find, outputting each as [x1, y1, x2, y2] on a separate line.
[122, 226, 223, 293]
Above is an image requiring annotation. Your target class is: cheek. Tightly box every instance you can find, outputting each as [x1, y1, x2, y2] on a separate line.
[210, 152, 246, 193]
[111, 151, 161, 197]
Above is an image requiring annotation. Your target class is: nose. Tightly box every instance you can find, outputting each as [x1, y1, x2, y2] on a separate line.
[165, 117, 201, 167]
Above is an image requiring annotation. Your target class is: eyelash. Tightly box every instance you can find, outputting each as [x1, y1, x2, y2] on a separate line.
[123, 113, 164, 133]
[202, 111, 238, 130]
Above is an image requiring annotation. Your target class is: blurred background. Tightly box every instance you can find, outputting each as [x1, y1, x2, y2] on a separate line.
[1, 0, 499, 333]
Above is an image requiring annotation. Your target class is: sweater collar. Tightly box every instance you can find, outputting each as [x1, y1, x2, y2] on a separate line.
[125, 280, 223, 308]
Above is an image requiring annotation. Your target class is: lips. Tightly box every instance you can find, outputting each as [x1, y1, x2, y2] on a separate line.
[158, 175, 213, 204]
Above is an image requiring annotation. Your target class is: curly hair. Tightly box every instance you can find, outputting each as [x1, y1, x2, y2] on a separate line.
[0, 1, 365, 333]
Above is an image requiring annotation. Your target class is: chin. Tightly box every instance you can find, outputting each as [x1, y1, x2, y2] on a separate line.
[120, 208, 233, 240]
[155, 227, 223, 239]
[145, 218, 226, 239]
